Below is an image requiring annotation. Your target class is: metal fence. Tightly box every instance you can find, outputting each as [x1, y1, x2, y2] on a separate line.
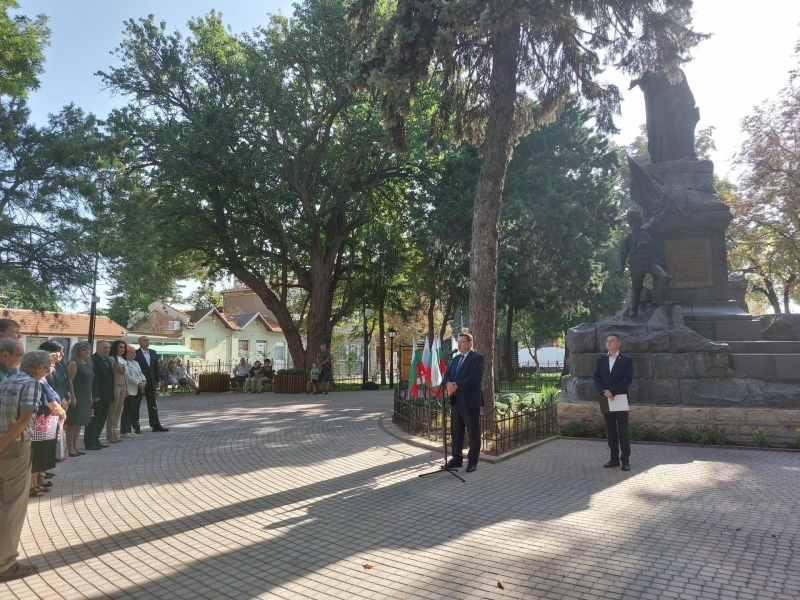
[183, 359, 383, 391]
[392, 384, 559, 456]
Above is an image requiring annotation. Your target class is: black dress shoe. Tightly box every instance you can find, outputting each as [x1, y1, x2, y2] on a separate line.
[621, 462, 631, 471]
[85, 445, 101, 451]
[465, 462, 477, 473]
[152, 427, 169, 432]
[445, 458, 463, 469]
[68, 452, 81, 458]
[603, 459, 621, 468]
[44, 472, 55, 478]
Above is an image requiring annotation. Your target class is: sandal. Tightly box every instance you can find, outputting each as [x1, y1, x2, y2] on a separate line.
[35, 485, 50, 493]
[29, 487, 44, 498]
[36, 478, 53, 488]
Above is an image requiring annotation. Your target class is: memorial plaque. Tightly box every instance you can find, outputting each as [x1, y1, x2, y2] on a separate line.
[665, 237, 713, 288]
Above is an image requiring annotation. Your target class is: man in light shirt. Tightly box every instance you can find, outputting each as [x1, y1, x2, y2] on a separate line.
[231, 357, 251, 389]
[592, 334, 633, 471]
[0, 351, 51, 582]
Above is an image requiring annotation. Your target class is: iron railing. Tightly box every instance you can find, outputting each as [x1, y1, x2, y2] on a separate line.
[184, 360, 385, 391]
[392, 384, 558, 456]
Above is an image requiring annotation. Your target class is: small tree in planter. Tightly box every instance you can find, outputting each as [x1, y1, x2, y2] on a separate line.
[198, 372, 231, 393]
[274, 368, 306, 394]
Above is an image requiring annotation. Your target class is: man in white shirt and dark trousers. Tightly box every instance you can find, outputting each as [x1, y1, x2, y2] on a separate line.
[592, 333, 634, 471]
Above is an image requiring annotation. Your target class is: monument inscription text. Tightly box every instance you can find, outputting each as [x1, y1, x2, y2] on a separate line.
[665, 237, 713, 288]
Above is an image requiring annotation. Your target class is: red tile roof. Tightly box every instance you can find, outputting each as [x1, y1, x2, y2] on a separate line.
[0, 309, 126, 338]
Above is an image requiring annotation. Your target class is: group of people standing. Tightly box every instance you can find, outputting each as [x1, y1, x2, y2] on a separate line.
[72, 336, 170, 453]
[0, 324, 171, 583]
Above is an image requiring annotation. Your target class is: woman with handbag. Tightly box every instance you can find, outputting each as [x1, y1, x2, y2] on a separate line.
[41, 340, 70, 464]
[29, 352, 66, 497]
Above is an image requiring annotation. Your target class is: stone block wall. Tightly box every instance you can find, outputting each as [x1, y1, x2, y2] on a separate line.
[560, 305, 800, 445]
[557, 401, 800, 444]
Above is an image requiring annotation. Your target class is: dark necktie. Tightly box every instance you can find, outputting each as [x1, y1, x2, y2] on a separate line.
[454, 354, 466, 378]
[103, 357, 111, 370]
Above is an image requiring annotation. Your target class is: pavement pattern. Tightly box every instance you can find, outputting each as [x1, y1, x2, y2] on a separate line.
[3, 390, 799, 600]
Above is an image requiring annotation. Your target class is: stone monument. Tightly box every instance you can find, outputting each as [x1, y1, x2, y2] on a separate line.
[559, 70, 800, 445]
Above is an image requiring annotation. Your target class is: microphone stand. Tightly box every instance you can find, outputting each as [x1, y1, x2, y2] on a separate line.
[418, 392, 465, 482]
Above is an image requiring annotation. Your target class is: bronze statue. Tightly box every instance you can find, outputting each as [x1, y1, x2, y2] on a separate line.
[630, 69, 700, 163]
[627, 155, 689, 222]
[617, 208, 672, 318]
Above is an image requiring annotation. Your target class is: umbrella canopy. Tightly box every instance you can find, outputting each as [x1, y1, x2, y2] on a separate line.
[130, 344, 196, 356]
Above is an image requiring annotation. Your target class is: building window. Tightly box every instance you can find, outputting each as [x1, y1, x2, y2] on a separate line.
[189, 338, 206, 359]
[25, 336, 47, 352]
[238, 340, 249, 358]
[274, 343, 285, 361]
[255, 340, 267, 360]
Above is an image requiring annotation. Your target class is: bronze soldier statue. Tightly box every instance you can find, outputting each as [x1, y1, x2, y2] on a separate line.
[617, 208, 672, 318]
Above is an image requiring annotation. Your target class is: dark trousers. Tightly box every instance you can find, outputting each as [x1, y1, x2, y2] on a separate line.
[120, 393, 140, 434]
[143, 385, 163, 429]
[604, 411, 630, 462]
[130, 392, 144, 433]
[450, 400, 481, 463]
[85, 401, 111, 446]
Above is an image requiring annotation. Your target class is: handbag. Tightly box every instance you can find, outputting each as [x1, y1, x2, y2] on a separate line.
[32, 414, 59, 441]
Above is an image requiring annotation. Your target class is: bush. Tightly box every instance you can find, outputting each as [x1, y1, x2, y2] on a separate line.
[561, 420, 729, 445]
[753, 427, 769, 447]
[277, 368, 305, 375]
[496, 393, 519, 407]
[540, 385, 560, 405]
[361, 381, 380, 390]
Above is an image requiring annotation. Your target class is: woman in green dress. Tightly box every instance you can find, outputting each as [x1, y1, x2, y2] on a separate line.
[66, 342, 94, 457]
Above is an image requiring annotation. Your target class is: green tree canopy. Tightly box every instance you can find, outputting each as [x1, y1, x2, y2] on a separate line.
[352, 0, 706, 408]
[731, 37, 800, 313]
[99, 1, 427, 368]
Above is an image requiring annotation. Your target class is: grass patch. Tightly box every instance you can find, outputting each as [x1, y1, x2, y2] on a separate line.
[560, 420, 730, 445]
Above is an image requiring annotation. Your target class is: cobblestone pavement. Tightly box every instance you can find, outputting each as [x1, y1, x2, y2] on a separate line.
[3, 390, 799, 600]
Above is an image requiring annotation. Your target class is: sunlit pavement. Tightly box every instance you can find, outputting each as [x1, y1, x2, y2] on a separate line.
[3, 390, 799, 600]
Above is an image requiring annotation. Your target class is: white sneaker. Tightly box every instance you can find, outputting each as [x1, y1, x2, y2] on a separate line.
[121, 433, 135, 438]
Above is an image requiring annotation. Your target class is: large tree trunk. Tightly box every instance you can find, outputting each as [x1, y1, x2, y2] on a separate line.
[468, 22, 520, 414]
[754, 276, 782, 314]
[378, 297, 386, 385]
[501, 303, 516, 383]
[426, 295, 436, 344]
[783, 274, 796, 314]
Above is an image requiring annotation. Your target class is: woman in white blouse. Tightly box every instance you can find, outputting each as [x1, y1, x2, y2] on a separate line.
[120, 345, 147, 438]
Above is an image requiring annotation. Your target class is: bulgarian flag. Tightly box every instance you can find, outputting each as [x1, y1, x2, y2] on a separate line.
[408, 341, 425, 398]
[421, 336, 431, 385]
[429, 335, 444, 397]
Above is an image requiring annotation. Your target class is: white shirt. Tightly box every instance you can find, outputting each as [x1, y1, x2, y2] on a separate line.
[141, 349, 151, 366]
[608, 352, 619, 372]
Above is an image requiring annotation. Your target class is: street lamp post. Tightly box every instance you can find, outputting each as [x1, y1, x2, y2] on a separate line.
[388, 326, 396, 388]
[363, 304, 373, 384]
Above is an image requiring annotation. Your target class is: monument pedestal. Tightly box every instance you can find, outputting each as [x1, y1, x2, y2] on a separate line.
[645, 159, 732, 305]
[560, 159, 800, 446]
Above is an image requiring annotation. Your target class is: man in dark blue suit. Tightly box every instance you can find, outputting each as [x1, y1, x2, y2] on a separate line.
[442, 333, 485, 473]
[592, 333, 634, 471]
[85, 341, 114, 450]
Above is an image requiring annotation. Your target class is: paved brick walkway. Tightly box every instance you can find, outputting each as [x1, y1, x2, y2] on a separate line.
[3, 390, 799, 600]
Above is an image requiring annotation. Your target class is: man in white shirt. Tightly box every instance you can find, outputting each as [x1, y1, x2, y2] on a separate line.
[231, 357, 251, 389]
[592, 334, 633, 471]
